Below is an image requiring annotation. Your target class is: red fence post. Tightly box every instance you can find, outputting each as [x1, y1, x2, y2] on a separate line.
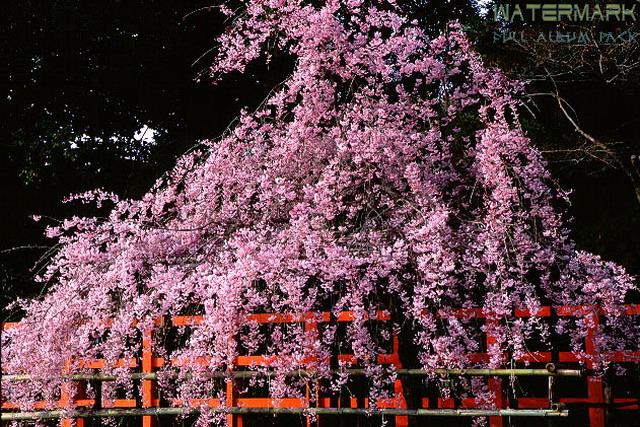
[60, 360, 85, 427]
[226, 377, 237, 427]
[142, 323, 158, 427]
[304, 315, 320, 427]
[391, 334, 408, 427]
[585, 312, 605, 427]
[59, 383, 73, 427]
[485, 320, 504, 427]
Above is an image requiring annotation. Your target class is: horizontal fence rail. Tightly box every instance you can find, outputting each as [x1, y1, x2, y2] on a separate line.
[1, 407, 570, 421]
[1, 366, 584, 382]
[2, 304, 639, 427]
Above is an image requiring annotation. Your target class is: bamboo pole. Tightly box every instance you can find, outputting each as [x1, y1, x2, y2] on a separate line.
[1, 407, 569, 421]
[1, 367, 582, 382]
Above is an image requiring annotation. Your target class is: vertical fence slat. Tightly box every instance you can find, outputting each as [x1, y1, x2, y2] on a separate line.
[226, 378, 236, 427]
[59, 382, 74, 427]
[59, 360, 85, 427]
[142, 325, 157, 427]
[304, 316, 320, 427]
[391, 334, 409, 427]
[585, 312, 605, 427]
[485, 320, 504, 427]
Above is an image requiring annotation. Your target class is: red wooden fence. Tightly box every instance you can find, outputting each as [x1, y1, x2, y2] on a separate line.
[2, 305, 639, 427]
